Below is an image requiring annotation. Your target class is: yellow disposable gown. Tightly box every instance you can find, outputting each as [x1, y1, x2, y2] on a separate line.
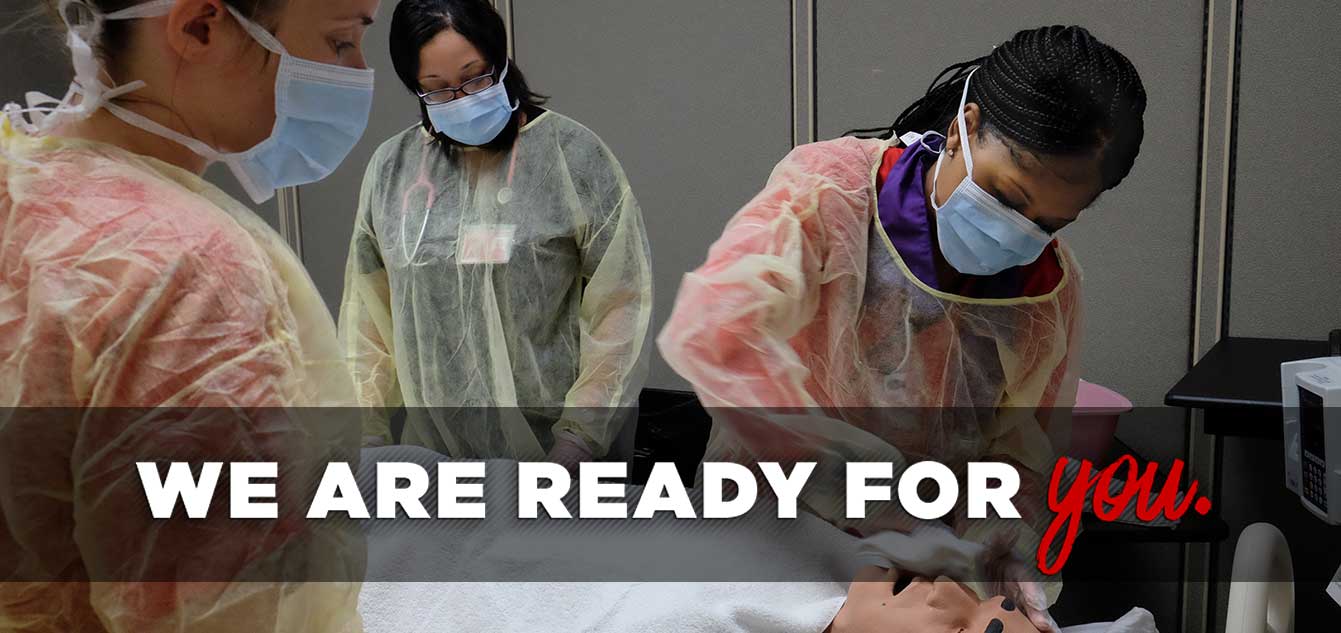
[339, 111, 652, 459]
[658, 136, 1083, 604]
[0, 121, 362, 633]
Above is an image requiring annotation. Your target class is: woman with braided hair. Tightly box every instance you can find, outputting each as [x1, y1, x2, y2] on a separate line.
[659, 25, 1146, 632]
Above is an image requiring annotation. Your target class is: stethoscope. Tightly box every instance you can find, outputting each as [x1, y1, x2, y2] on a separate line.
[401, 133, 523, 265]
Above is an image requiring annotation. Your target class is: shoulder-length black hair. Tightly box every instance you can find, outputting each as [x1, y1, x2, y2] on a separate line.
[389, 0, 548, 152]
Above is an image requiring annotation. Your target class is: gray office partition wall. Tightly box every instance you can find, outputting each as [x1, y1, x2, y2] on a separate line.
[1228, 0, 1341, 340]
[1, 10, 70, 99]
[510, 0, 795, 389]
[1213, 4, 1341, 631]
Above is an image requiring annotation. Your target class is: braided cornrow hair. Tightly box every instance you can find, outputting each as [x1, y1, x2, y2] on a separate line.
[846, 25, 1146, 190]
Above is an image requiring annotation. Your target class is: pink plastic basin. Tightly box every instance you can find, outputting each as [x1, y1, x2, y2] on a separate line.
[1069, 379, 1132, 462]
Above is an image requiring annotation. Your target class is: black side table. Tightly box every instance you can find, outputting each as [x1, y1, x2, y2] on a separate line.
[1165, 336, 1336, 632]
[1166, 337, 1331, 438]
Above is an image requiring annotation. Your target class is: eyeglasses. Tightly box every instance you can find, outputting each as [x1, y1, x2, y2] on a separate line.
[417, 68, 497, 105]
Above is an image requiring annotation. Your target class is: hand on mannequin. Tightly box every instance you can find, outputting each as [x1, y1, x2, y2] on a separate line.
[827, 566, 1043, 633]
[362, 435, 389, 448]
[853, 526, 1059, 633]
[979, 532, 1059, 633]
[545, 431, 593, 476]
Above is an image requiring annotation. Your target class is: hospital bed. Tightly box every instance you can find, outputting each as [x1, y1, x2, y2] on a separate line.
[353, 446, 1297, 633]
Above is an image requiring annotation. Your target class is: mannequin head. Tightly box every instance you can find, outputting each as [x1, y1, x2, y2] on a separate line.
[886, 576, 1040, 633]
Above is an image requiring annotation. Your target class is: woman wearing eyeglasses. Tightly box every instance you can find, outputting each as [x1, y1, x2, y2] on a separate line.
[339, 0, 652, 468]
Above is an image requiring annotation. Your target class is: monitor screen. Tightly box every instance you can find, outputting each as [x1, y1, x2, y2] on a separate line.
[1300, 386, 1326, 461]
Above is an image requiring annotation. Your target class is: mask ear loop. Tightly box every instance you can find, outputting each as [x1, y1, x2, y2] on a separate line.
[918, 131, 947, 154]
[929, 69, 978, 211]
[498, 60, 521, 112]
[955, 69, 977, 177]
[216, 3, 288, 56]
[930, 151, 948, 211]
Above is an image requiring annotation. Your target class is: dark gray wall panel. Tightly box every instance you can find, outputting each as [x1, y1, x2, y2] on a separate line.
[512, 0, 794, 389]
[1229, 1, 1341, 340]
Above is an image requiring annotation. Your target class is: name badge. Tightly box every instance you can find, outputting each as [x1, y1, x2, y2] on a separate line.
[458, 224, 516, 265]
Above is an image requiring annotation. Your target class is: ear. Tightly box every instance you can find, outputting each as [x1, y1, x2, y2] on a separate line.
[943, 103, 982, 154]
[162, 0, 237, 63]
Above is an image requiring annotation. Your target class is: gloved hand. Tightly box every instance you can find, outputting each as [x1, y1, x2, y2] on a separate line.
[853, 523, 982, 580]
[979, 531, 1060, 633]
[546, 431, 593, 476]
[854, 526, 1058, 633]
[362, 435, 389, 448]
[828, 565, 1043, 633]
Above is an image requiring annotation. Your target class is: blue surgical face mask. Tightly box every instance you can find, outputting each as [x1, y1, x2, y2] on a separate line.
[425, 62, 519, 146]
[37, 0, 376, 204]
[928, 70, 1053, 276]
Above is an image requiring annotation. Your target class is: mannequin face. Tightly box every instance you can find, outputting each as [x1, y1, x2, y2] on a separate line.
[886, 576, 1039, 633]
